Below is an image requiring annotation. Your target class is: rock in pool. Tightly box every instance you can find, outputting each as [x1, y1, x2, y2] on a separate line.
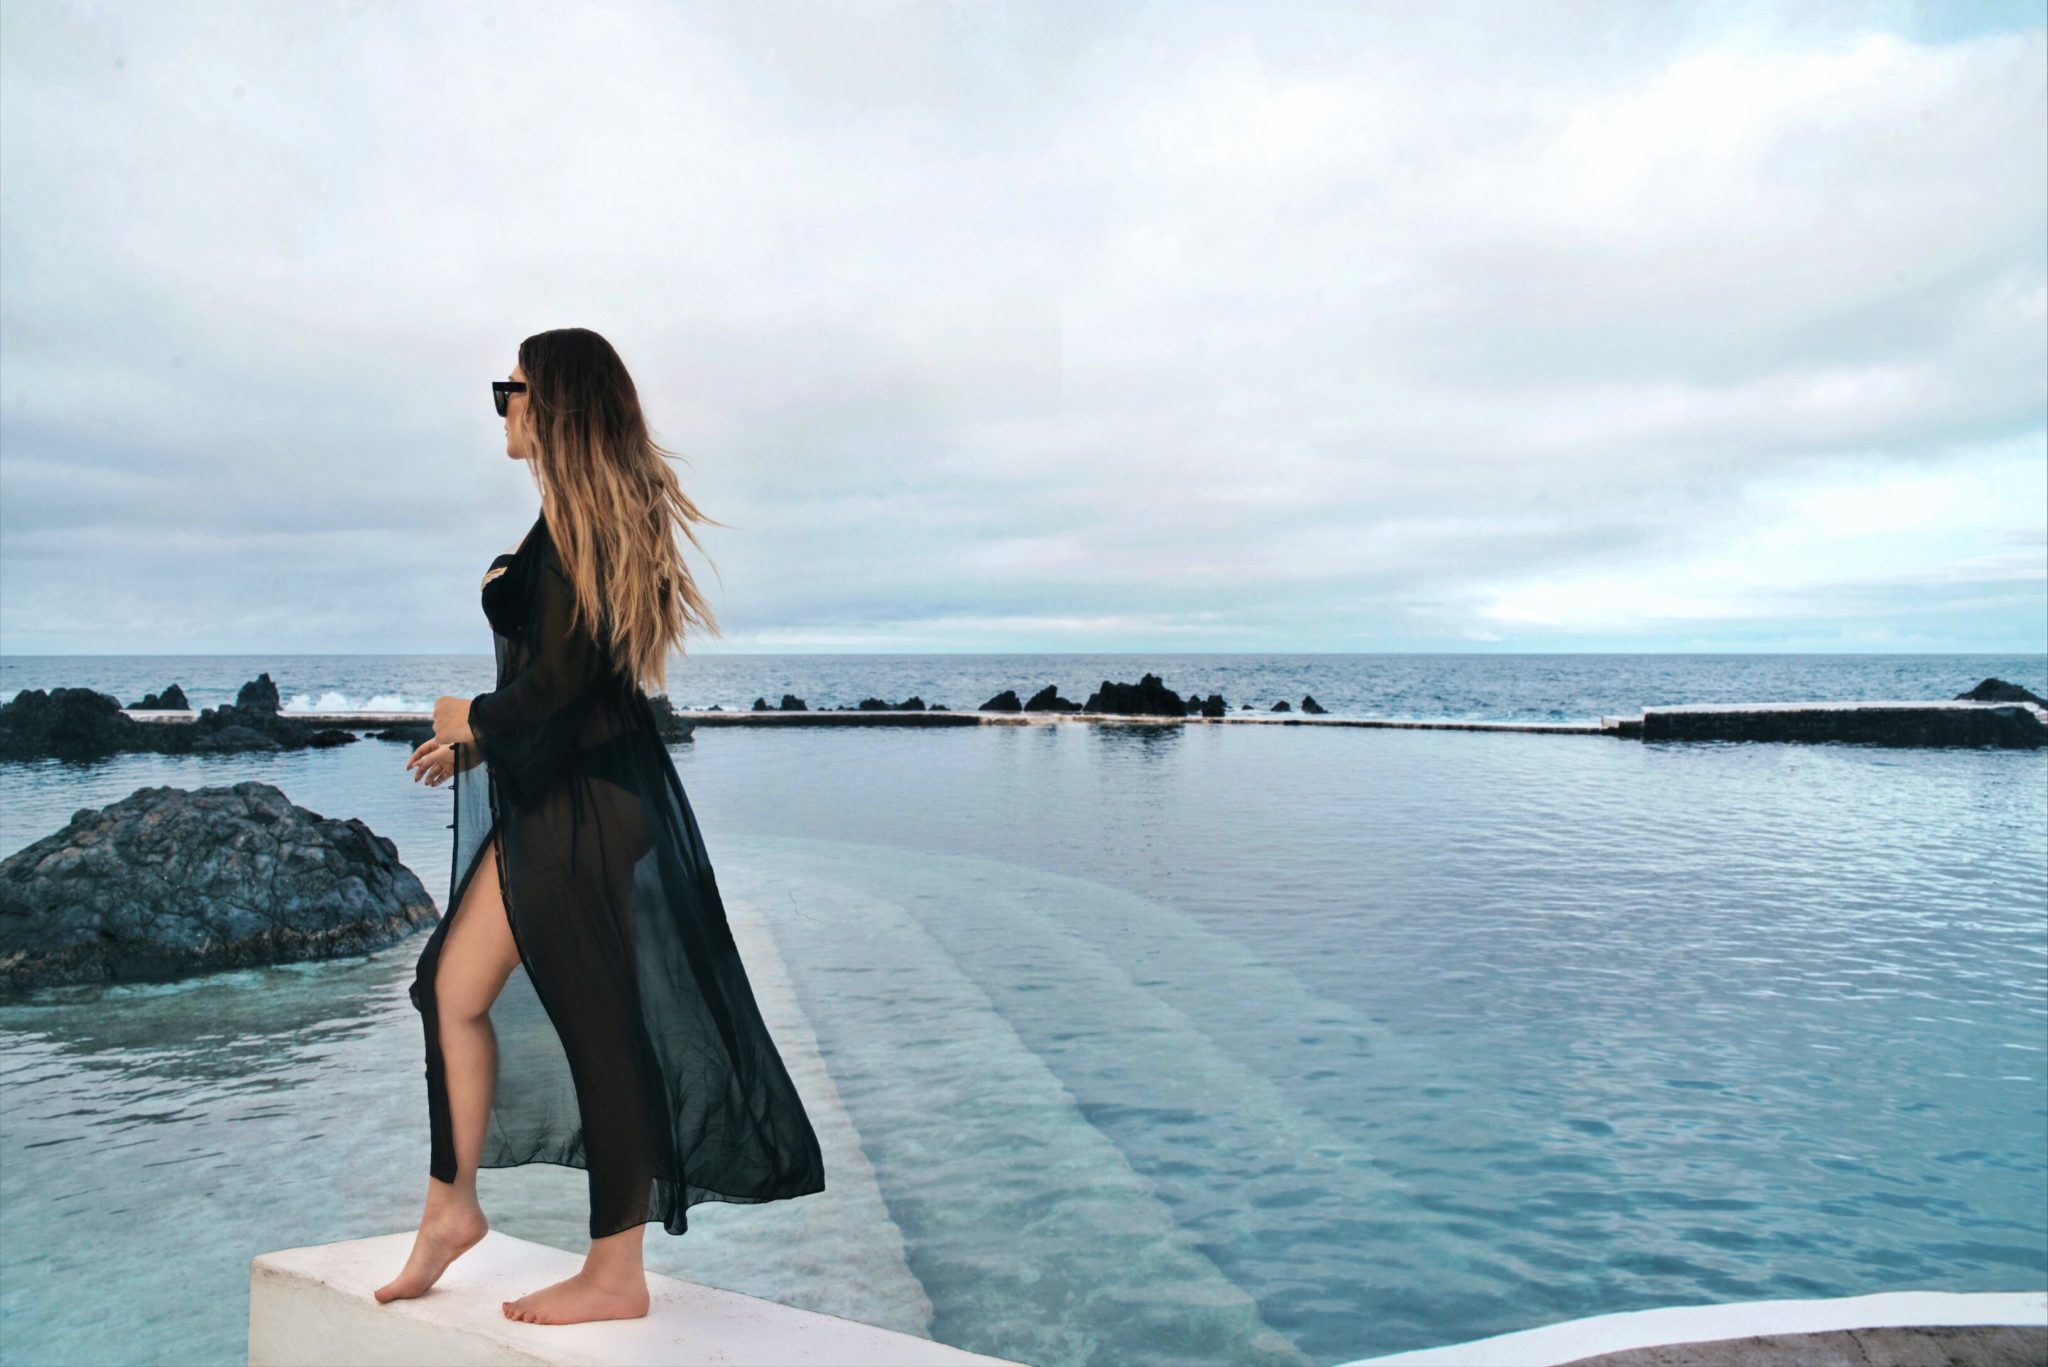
[0, 780, 437, 989]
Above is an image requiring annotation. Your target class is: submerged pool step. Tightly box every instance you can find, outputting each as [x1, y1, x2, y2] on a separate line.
[726, 835, 1544, 1365]
[721, 844, 1312, 1367]
[753, 841, 1607, 1345]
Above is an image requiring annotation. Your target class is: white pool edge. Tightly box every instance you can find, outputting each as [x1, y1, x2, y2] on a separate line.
[247, 1228, 1025, 1366]
[1336, 1287, 2048, 1365]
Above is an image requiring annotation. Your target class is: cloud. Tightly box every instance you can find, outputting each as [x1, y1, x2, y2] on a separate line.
[0, 0, 2041, 654]
[1466, 436, 2047, 632]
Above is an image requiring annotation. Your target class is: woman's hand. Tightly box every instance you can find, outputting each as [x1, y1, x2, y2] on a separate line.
[432, 694, 474, 747]
[407, 738, 458, 787]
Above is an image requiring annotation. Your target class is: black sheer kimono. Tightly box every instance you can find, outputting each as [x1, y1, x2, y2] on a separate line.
[407, 510, 825, 1239]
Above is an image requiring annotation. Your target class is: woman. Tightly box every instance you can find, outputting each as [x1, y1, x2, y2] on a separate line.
[374, 328, 826, 1325]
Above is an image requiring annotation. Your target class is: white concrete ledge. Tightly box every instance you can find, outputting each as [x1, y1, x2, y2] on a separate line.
[248, 1230, 1024, 1367]
[1337, 1288, 2047, 1366]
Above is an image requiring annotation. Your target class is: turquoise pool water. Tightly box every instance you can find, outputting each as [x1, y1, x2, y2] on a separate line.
[2, 723, 2043, 1365]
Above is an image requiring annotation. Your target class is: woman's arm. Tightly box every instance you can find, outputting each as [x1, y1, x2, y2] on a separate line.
[438, 559, 606, 761]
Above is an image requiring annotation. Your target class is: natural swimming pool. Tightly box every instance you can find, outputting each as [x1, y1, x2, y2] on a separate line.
[3, 723, 2042, 1365]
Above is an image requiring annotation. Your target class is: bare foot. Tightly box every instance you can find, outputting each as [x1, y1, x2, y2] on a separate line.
[502, 1267, 650, 1324]
[373, 1195, 489, 1303]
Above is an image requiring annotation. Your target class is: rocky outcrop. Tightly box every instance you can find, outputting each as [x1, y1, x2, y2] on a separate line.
[0, 688, 146, 761]
[0, 780, 437, 989]
[191, 723, 285, 753]
[980, 689, 1023, 713]
[1083, 673, 1187, 717]
[643, 695, 698, 742]
[1026, 685, 1080, 713]
[0, 673, 355, 761]
[1955, 677, 2047, 706]
[129, 683, 191, 711]
[237, 673, 283, 713]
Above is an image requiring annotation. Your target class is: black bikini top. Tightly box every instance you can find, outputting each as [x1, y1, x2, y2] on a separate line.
[479, 515, 546, 639]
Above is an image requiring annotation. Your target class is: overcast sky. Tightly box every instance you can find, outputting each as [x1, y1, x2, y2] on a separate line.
[1, 0, 2042, 656]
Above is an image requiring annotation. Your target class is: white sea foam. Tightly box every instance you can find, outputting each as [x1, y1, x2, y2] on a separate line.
[280, 691, 435, 714]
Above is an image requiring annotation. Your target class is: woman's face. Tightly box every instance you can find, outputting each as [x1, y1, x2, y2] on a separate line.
[504, 361, 529, 460]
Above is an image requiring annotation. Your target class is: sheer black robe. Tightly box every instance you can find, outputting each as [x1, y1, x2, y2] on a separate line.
[407, 511, 825, 1239]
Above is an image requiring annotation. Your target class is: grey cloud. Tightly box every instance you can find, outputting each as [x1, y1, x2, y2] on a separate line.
[1, 0, 2042, 655]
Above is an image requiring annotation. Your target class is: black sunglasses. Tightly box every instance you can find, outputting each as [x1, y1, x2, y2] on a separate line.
[492, 380, 527, 417]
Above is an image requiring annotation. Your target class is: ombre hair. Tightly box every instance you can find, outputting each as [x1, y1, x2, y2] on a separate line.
[513, 327, 726, 696]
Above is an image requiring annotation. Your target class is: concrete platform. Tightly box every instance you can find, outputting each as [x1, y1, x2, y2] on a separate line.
[126, 706, 1596, 733]
[1629, 700, 2048, 748]
[247, 1228, 1025, 1366]
[124, 699, 2046, 745]
[1340, 1288, 2047, 1366]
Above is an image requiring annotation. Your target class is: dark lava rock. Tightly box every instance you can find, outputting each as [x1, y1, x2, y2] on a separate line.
[1301, 695, 1325, 714]
[190, 724, 285, 753]
[1955, 677, 2047, 706]
[0, 675, 346, 762]
[129, 683, 191, 711]
[854, 696, 927, 711]
[236, 673, 282, 714]
[1270, 700, 1292, 713]
[188, 690, 343, 753]
[980, 689, 1023, 713]
[1193, 694, 1226, 718]
[752, 693, 808, 711]
[643, 695, 698, 742]
[1025, 685, 1079, 713]
[0, 688, 150, 761]
[0, 780, 437, 990]
[1083, 673, 1187, 717]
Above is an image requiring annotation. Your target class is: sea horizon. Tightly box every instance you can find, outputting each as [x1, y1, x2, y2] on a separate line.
[5, 650, 2044, 728]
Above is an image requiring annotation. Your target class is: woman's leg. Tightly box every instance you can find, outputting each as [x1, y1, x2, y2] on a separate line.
[376, 834, 524, 1304]
[502, 778, 658, 1325]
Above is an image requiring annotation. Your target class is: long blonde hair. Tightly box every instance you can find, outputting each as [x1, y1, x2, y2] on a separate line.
[514, 327, 726, 696]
